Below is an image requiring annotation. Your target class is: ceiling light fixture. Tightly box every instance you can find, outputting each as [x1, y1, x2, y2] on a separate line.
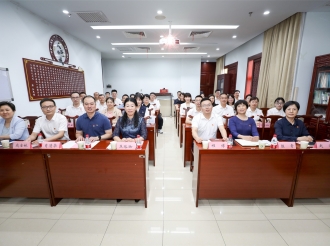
[63, 10, 69, 14]
[112, 48, 115, 50]
[264, 10, 270, 15]
[111, 42, 194, 46]
[159, 22, 180, 46]
[161, 48, 164, 50]
[96, 36, 100, 39]
[206, 60, 209, 62]
[216, 48, 220, 51]
[91, 25, 239, 30]
[123, 52, 207, 55]
[122, 56, 125, 58]
[162, 56, 164, 57]
[207, 55, 210, 57]
[232, 35, 237, 38]
[157, 10, 163, 14]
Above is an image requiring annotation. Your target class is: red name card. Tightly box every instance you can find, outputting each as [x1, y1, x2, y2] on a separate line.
[67, 122, 74, 128]
[315, 142, 330, 149]
[13, 141, 32, 149]
[209, 141, 228, 149]
[42, 142, 62, 149]
[117, 142, 137, 150]
[277, 142, 296, 149]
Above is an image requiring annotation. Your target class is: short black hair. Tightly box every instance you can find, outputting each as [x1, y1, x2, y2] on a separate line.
[150, 92, 156, 96]
[111, 89, 117, 93]
[40, 98, 56, 107]
[177, 91, 181, 93]
[234, 90, 240, 93]
[220, 93, 228, 97]
[99, 94, 105, 97]
[105, 92, 110, 95]
[208, 94, 214, 98]
[215, 89, 221, 93]
[79, 92, 86, 96]
[201, 97, 212, 105]
[135, 94, 143, 101]
[283, 101, 300, 112]
[250, 96, 259, 102]
[106, 97, 115, 103]
[143, 94, 150, 100]
[0, 101, 16, 111]
[130, 94, 135, 97]
[82, 95, 96, 104]
[245, 94, 252, 99]
[70, 92, 79, 96]
[234, 100, 248, 111]
[274, 97, 285, 103]
[195, 95, 203, 99]
[184, 93, 192, 98]
[122, 94, 129, 98]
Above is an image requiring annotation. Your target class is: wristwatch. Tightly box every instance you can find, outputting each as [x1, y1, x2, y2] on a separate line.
[98, 135, 101, 140]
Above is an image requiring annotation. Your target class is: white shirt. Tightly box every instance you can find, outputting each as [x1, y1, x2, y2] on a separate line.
[215, 98, 220, 105]
[187, 107, 202, 118]
[150, 99, 161, 110]
[246, 107, 263, 121]
[33, 113, 70, 140]
[96, 101, 107, 112]
[114, 98, 122, 106]
[267, 107, 285, 117]
[65, 104, 85, 117]
[180, 102, 196, 116]
[192, 113, 223, 140]
[145, 104, 156, 116]
[212, 104, 235, 122]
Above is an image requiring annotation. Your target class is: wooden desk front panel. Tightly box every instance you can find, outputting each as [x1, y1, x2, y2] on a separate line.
[295, 150, 330, 198]
[179, 116, 186, 148]
[0, 150, 50, 198]
[196, 148, 300, 199]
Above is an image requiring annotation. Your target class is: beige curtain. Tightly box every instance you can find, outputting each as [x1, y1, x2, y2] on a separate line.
[257, 13, 302, 107]
[214, 56, 225, 92]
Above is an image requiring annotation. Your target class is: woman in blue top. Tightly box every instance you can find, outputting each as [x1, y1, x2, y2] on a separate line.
[135, 94, 147, 118]
[229, 100, 259, 141]
[0, 101, 29, 141]
[113, 98, 147, 142]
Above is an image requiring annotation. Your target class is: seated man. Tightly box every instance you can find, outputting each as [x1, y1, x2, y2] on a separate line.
[212, 93, 235, 123]
[121, 94, 129, 104]
[26, 98, 70, 142]
[96, 94, 107, 111]
[76, 96, 112, 142]
[111, 89, 123, 106]
[246, 96, 263, 121]
[186, 95, 202, 124]
[192, 98, 228, 143]
[79, 92, 86, 103]
[234, 90, 241, 103]
[93, 92, 100, 105]
[267, 97, 286, 117]
[150, 92, 164, 134]
[173, 91, 181, 105]
[65, 92, 85, 116]
[105, 92, 111, 99]
[214, 89, 221, 105]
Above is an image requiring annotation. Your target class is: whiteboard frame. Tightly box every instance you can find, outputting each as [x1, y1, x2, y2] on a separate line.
[0, 67, 14, 101]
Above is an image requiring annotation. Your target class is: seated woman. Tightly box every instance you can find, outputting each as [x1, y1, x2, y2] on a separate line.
[101, 97, 122, 126]
[0, 101, 29, 140]
[227, 94, 235, 109]
[245, 94, 252, 103]
[229, 100, 259, 141]
[113, 98, 147, 142]
[180, 93, 196, 116]
[135, 94, 147, 118]
[208, 94, 217, 107]
[174, 92, 185, 111]
[275, 101, 313, 142]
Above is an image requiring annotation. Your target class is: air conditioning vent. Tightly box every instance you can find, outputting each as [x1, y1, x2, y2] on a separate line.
[135, 47, 151, 51]
[183, 47, 200, 51]
[116, 47, 134, 52]
[75, 11, 109, 23]
[123, 31, 147, 38]
[188, 31, 212, 38]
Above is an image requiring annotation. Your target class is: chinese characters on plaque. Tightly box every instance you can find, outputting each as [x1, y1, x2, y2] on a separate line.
[23, 58, 85, 101]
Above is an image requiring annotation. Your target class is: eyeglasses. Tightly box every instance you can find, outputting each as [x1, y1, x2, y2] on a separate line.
[71, 97, 80, 99]
[201, 104, 212, 108]
[275, 102, 283, 105]
[41, 105, 55, 110]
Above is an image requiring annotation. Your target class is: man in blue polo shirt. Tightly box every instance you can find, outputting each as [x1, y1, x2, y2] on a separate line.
[76, 96, 112, 142]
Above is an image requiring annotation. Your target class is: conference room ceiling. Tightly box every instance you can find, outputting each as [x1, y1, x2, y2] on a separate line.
[10, 0, 330, 61]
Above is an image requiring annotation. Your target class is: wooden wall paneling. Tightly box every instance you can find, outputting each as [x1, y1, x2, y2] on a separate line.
[200, 62, 216, 96]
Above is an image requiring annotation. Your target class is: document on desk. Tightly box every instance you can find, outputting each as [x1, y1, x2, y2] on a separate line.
[235, 139, 270, 147]
[62, 141, 100, 149]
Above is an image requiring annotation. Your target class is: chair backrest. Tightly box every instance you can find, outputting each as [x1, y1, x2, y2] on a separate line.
[58, 108, 66, 115]
[107, 116, 116, 126]
[222, 115, 234, 136]
[259, 107, 269, 117]
[18, 116, 41, 134]
[295, 114, 323, 140]
[260, 115, 283, 140]
[65, 115, 79, 140]
[183, 107, 190, 117]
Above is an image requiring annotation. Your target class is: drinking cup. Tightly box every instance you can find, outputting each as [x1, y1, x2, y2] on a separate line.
[300, 141, 308, 149]
[258, 140, 265, 149]
[202, 140, 209, 149]
[77, 141, 85, 150]
[110, 141, 117, 150]
[1, 140, 10, 148]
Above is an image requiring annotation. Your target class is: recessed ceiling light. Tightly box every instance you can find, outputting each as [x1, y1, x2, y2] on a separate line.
[264, 10, 270, 15]
[92, 25, 239, 30]
[216, 48, 220, 51]
[160, 35, 164, 38]
[162, 56, 164, 57]
[207, 55, 210, 57]
[112, 48, 115, 50]
[206, 60, 209, 62]
[123, 52, 207, 55]
[232, 35, 237, 38]
[111, 42, 195, 46]
[96, 36, 100, 39]
[157, 10, 163, 14]
[122, 56, 125, 58]
[161, 48, 164, 50]
[63, 10, 69, 14]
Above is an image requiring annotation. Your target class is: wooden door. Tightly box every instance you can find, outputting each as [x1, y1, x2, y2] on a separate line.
[224, 62, 238, 94]
[200, 62, 216, 96]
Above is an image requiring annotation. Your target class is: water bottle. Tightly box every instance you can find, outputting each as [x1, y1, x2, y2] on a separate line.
[85, 134, 91, 150]
[227, 134, 233, 149]
[37, 133, 44, 147]
[270, 134, 278, 149]
[136, 135, 142, 149]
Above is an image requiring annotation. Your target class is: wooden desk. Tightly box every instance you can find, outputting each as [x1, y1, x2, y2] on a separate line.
[294, 149, 330, 200]
[183, 123, 192, 167]
[0, 148, 52, 205]
[176, 110, 180, 136]
[43, 141, 150, 207]
[192, 142, 301, 207]
[179, 116, 186, 148]
[147, 124, 156, 165]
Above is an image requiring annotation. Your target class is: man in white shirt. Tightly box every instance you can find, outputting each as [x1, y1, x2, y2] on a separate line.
[214, 89, 221, 105]
[267, 97, 286, 117]
[79, 92, 86, 104]
[94, 92, 100, 105]
[150, 92, 164, 134]
[186, 95, 202, 124]
[65, 92, 85, 116]
[105, 92, 110, 99]
[111, 89, 122, 106]
[212, 93, 235, 123]
[26, 98, 70, 142]
[96, 94, 107, 111]
[246, 96, 263, 121]
[234, 90, 241, 103]
[192, 98, 228, 143]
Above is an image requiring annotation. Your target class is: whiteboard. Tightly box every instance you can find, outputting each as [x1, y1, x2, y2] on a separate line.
[0, 67, 14, 101]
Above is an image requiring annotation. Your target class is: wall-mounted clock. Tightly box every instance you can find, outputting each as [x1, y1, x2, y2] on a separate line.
[49, 34, 69, 64]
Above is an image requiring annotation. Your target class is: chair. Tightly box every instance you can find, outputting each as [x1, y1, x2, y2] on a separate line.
[107, 116, 116, 126]
[155, 110, 160, 136]
[295, 115, 323, 140]
[182, 107, 191, 117]
[65, 115, 79, 140]
[222, 115, 234, 136]
[18, 116, 41, 134]
[259, 115, 283, 140]
[260, 107, 269, 117]
[58, 108, 66, 115]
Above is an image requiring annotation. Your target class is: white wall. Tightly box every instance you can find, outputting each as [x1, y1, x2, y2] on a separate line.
[224, 34, 264, 95]
[102, 58, 201, 98]
[294, 12, 330, 114]
[0, 2, 103, 116]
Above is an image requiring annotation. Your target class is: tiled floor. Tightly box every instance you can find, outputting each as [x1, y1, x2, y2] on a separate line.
[1, 117, 330, 245]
